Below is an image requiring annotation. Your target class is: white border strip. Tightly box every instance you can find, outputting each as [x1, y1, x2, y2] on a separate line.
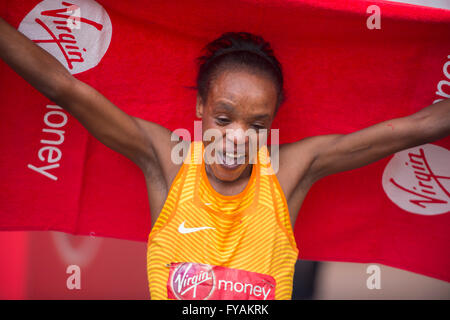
[384, 0, 450, 10]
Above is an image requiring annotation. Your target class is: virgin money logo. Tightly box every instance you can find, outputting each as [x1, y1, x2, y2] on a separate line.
[382, 143, 450, 215]
[167, 262, 276, 300]
[169, 263, 215, 300]
[18, 0, 112, 75]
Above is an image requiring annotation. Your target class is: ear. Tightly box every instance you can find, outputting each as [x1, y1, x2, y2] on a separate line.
[196, 94, 204, 119]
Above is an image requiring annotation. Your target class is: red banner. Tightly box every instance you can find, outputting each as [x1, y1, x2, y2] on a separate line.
[0, 0, 449, 282]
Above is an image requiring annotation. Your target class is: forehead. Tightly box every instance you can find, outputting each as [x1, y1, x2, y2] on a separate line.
[208, 69, 278, 115]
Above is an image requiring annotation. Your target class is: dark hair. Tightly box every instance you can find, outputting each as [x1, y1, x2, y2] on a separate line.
[195, 32, 285, 112]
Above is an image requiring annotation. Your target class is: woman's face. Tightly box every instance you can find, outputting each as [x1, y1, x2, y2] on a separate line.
[196, 68, 278, 182]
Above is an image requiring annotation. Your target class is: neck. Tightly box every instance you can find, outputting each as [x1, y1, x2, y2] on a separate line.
[205, 163, 253, 194]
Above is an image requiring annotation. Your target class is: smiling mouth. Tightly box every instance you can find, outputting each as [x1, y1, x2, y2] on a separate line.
[216, 151, 246, 169]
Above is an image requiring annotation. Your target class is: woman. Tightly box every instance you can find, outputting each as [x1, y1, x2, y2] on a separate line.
[0, 18, 448, 300]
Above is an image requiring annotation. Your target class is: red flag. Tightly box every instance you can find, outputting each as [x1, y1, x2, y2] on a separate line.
[0, 0, 449, 282]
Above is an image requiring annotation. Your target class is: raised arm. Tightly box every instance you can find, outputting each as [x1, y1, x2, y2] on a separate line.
[302, 99, 450, 183]
[0, 17, 173, 178]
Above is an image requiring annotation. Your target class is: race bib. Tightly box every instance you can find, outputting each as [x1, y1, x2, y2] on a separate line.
[167, 262, 276, 300]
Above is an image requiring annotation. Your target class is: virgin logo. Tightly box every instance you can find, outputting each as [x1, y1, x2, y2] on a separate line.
[18, 0, 112, 75]
[382, 143, 450, 215]
[170, 263, 215, 300]
[168, 262, 276, 300]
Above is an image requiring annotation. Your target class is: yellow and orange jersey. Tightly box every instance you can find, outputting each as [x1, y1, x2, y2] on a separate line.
[147, 141, 298, 300]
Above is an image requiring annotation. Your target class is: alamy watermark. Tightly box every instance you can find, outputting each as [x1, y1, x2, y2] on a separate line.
[66, 4, 81, 30]
[66, 264, 81, 290]
[366, 264, 381, 290]
[170, 121, 280, 174]
[366, 5, 381, 30]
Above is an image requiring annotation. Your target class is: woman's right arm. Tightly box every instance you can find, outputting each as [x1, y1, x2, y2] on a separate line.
[0, 17, 171, 176]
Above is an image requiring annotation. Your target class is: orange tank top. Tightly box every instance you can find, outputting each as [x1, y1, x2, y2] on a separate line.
[146, 141, 298, 300]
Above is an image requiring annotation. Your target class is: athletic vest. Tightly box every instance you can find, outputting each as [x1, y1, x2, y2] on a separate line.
[146, 141, 298, 300]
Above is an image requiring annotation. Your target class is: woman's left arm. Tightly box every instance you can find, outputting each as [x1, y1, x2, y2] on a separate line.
[305, 99, 450, 183]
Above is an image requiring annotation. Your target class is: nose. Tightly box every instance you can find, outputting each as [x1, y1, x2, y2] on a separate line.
[225, 124, 248, 144]
[224, 124, 248, 154]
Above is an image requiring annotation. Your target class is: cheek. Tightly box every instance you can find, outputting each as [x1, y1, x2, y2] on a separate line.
[202, 118, 225, 147]
[202, 116, 215, 129]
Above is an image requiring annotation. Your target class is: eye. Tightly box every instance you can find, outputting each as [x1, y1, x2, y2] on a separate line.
[215, 117, 231, 126]
[251, 124, 265, 130]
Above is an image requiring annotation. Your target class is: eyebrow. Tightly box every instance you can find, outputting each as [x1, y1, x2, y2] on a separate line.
[215, 101, 271, 121]
[215, 101, 235, 113]
[250, 114, 271, 121]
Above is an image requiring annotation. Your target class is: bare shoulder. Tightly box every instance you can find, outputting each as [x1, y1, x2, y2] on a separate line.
[268, 135, 340, 226]
[268, 136, 319, 201]
[132, 117, 191, 228]
[132, 117, 188, 188]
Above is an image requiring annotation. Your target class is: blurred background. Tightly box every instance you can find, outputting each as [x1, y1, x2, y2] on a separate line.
[0, 230, 448, 299]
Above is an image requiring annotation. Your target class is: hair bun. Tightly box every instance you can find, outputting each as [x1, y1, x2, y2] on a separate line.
[196, 32, 285, 110]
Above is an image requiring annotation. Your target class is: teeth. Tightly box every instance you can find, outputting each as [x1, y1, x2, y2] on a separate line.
[225, 152, 245, 159]
[225, 155, 235, 165]
[217, 152, 245, 166]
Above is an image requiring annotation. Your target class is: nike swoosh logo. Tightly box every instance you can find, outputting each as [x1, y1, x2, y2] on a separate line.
[178, 221, 215, 234]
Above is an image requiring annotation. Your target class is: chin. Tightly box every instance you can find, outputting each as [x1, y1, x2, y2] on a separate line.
[210, 162, 248, 182]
